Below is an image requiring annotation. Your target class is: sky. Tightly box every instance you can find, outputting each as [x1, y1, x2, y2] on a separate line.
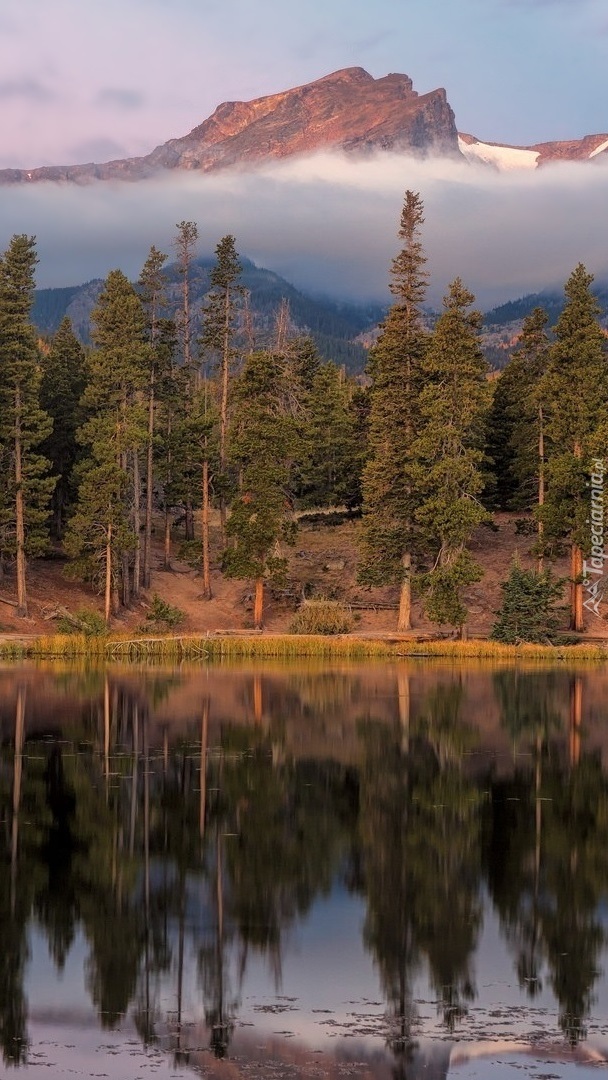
[0, 0, 607, 306]
[2, 0, 607, 167]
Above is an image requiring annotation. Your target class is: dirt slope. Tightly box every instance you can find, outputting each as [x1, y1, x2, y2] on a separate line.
[0, 513, 605, 639]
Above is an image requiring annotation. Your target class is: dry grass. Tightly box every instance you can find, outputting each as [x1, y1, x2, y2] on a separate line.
[0, 632, 606, 662]
[290, 599, 354, 635]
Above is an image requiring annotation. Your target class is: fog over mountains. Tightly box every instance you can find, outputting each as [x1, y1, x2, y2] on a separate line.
[2, 68, 607, 183]
[32, 256, 383, 373]
[31, 255, 608, 375]
[1, 68, 607, 310]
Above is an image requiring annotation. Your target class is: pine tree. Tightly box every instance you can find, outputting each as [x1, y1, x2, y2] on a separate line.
[173, 221, 198, 375]
[484, 370, 519, 512]
[485, 308, 551, 566]
[485, 309, 550, 511]
[0, 235, 54, 615]
[358, 191, 429, 630]
[509, 309, 550, 508]
[138, 246, 169, 588]
[222, 351, 299, 628]
[296, 361, 360, 509]
[412, 279, 490, 633]
[540, 265, 608, 630]
[173, 221, 199, 542]
[65, 270, 147, 623]
[491, 558, 564, 643]
[201, 235, 243, 534]
[289, 335, 322, 391]
[39, 316, 86, 539]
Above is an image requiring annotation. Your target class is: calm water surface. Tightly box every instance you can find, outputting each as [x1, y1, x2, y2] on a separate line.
[1, 659, 608, 1079]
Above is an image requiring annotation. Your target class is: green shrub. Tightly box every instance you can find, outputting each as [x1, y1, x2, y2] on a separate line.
[491, 560, 565, 644]
[56, 607, 106, 636]
[290, 599, 353, 635]
[144, 594, 185, 631]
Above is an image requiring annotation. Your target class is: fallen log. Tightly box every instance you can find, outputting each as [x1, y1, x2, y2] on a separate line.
[42, 604, 95, 631]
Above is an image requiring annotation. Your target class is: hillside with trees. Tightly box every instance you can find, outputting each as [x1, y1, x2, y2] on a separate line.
[32, 258, 383, 374]
[0, 198, 606, 642]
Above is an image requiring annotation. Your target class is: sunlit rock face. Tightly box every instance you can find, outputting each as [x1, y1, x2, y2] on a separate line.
[0, 67, 461, 184]
[1, 67, 606, 185]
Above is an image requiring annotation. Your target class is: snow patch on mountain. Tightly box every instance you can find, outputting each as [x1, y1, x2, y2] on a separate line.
[458, 135, 539, 171]
[589, 137, 608, 159]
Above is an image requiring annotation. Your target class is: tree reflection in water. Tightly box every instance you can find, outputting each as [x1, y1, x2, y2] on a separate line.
[0, 664, 607, 1074]
[359, 674, 484, 1076]
[491, 670, 608, 1045]
[0, 685, 29, 1065]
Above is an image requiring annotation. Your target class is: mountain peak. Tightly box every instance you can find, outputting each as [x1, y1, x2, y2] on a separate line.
[0, 68, 459, 185]
[311, 66, 376, 85]
[159, 65, 449, 170]
[2, 67, 604, 185]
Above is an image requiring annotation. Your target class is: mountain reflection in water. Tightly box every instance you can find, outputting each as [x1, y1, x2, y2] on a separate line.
[1, 661, 608, 1079]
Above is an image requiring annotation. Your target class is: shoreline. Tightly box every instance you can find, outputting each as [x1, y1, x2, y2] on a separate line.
[0, 631, 607, 661]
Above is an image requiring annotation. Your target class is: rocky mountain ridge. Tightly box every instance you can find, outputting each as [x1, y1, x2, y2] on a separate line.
[32, 256, 384, 373]
[34, 258, 608, 375]
[2, 66, 605, 185]
[0, 68, 459, 185]
[459, 131, 608, 170]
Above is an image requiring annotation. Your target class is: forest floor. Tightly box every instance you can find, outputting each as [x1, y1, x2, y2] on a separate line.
[0, 512, 606, 640]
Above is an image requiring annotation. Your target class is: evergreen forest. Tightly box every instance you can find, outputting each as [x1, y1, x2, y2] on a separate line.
[0, 192, 606, 639]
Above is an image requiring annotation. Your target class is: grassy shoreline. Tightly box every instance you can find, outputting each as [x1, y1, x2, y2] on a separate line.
[0, 631, 606, 661]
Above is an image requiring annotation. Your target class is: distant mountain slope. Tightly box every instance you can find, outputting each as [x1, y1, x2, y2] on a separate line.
[0, 68, 459, 185]
[459, 132, 608, 170]
[33, 265, 608, 376]
[32, 256, 384, 373]
[482, 282, 608, 369]
[484, 283, 608, 328]
[1, 67, 606, 185]
[32, 285, 82, 332]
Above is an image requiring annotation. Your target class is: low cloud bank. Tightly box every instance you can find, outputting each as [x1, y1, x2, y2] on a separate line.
[2, 151, 607, 310]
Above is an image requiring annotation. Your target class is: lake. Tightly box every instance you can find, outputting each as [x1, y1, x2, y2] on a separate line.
[1, 659, 608, 1079]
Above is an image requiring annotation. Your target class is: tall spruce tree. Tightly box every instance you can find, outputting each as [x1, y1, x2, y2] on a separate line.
[222, 350, 299, 629]
[65, 270, 147, 623]
[173, 221, 198, 375]
[358, 191, 429, 630]
[39, 316, 86, 540]
[201, 235, 243, 534]
[509, 309, 551, 511]
[484, 371, 518, 512]
[296, 361, 359, 508]
[540, 265, 608, 630]
[412, 279, 490, 633]
[0, 235, 54, 615]
[486, 308, 550, 515]
[173, 221, 199, 542]
[138, 246, 170, 588]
